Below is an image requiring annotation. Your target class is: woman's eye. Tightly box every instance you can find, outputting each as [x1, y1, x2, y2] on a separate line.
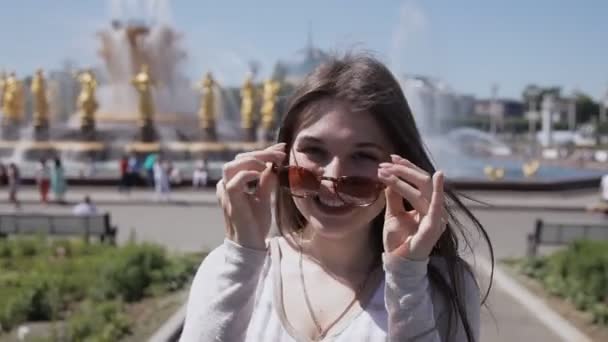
[301, 146, 326, 157]
[353, 152, 379, 162]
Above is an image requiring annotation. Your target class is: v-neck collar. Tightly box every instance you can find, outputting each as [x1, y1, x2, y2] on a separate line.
[269, 237, 383, 342]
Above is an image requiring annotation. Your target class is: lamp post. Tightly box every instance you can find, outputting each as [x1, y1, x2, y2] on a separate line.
[568, 88, 578, 132]
[600, 86, 608, 125]
[540, 93, 555, 147]
[489, 84, 499, 135]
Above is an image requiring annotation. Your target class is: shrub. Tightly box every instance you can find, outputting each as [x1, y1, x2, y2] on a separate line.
[95, 243, 169, 302]
[519, 240, 608, 325]
[0, 236, 201, 335]
[67, 300, 131, 341]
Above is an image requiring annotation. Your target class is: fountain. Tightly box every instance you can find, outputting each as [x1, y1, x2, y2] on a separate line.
[0, 1, 603, 188]
[399, 77, 605, 189]
[0, 0, 282, 181]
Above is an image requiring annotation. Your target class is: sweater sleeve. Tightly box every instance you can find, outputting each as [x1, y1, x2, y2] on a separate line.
[180, 239, 269, 342]
[383, 254, 480, 342]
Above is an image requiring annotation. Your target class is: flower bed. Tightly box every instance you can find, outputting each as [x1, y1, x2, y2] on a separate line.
[0, 236, 203, 341]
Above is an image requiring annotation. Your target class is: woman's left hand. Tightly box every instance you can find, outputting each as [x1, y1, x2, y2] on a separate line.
[377, 155, 447, 260]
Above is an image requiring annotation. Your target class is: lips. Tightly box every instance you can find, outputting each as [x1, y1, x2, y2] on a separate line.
[313, 195, 354, 216]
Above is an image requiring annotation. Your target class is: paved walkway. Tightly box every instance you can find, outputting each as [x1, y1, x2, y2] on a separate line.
[1, 185, 602, 209]
[1, 187, 603, 341]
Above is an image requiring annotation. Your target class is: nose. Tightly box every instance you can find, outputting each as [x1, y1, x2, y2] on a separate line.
[319, 157, 343, 195]
[321, 157, 344, 179]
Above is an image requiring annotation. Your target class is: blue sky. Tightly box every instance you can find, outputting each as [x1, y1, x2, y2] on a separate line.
[0, 0, 606, 100]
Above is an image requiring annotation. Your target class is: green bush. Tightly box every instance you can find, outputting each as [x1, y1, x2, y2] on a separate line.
[519, 240, 608, 325]
[95, 243, 169, 302]
[67, 300, 131, 342]
[0, 236, 202, 336]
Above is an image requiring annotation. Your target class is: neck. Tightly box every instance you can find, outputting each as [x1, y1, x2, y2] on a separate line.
[298, 226, 377, 278]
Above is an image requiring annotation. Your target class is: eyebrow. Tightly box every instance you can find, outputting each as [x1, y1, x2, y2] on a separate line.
[297, 135, 385, 152]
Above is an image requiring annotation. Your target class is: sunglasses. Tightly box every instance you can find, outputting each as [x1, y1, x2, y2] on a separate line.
[271, 164, 385, 207]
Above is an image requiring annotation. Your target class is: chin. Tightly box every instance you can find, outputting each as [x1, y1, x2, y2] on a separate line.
[306, 217, 365, 240]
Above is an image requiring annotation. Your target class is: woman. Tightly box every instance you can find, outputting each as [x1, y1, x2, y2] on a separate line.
[153, 158, 171, 201]
[181, 53, 493, 341]
[0, 163, 8, 186]
[7, 163, 20, 208]
[36, 159, 51, 204]
[51, 157, 67, 204]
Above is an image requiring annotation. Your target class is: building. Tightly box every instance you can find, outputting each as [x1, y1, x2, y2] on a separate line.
[271, 32, 330, 86]
[474, 99, 525, 118]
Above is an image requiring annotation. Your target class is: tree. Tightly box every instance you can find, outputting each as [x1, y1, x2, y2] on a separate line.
[575, 93, 600, 124]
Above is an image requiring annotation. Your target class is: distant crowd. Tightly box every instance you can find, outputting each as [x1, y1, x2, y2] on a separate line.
[0, 153, 211, 208]
[117, 153, 210, 201]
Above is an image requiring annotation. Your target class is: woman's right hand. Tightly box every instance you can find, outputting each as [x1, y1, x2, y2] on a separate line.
[216, 143, 286, 250]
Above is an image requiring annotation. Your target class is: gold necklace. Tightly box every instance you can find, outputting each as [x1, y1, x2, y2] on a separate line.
[298, 232, 375, 341]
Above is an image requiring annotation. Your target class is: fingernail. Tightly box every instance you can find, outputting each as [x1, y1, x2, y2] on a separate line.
[379, 162, 392, 168]
[390, 154, 402, 161]
[378, 169, 391, 178]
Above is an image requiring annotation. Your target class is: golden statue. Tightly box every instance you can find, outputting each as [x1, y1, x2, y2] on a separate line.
[0, 70, 6, 108]
[240, 73, 256, 129]
[196, 72, 216, 129]
[260, 79, 281, 130]
[31, 69, 50, 128]
[76, 69, 99, 130]
[483, 165, 505, 181]
[1, 72, 24, 125]
[522, 159, 540, 178]
[131, 64, 155, 127]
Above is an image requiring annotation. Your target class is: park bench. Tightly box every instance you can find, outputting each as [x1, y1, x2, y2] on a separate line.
[0, 213, 117, 244]
[527, 219, 608, 256]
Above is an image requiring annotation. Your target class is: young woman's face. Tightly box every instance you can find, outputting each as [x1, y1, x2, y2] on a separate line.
[290, 98, 392, 239]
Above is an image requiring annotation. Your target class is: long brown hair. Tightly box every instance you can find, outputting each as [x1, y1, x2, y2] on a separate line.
[274, 52, 493, 341]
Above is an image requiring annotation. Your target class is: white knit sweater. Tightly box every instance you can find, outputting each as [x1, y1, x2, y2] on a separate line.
[179, 238, 480, 342]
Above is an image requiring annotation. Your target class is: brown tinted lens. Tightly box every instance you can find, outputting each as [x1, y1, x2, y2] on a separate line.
[285, 166, 320, 197]
[337, 176, 382, 205]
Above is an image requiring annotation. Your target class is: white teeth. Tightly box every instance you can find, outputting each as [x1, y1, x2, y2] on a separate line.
[317, 196, 346, 207]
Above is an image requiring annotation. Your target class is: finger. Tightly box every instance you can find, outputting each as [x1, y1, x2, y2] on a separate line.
[235, 143, 286, 160]
[391, 154, 427, 175]
[225, 170, 262, 195]
[222, 157, 268, 181]
[235, 149, 286, 161]
[380, 168, 406, 217]
[379, 162, 432, 197]
[423, 171, 446, 239]
[257, 163, 277, 199]
[216, 179, 235, 236]
[378, 168, 430, 215]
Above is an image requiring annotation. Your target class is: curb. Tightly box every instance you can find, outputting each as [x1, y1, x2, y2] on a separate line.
[477, 257, 592, 342]
[148, 302, 187, 342]
[0, 198, 218, 207]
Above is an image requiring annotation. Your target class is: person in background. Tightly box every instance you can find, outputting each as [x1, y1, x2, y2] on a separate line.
[7, 163, 20, 208]
[118, 154, 130, 193]
[153, 158, 171, 201]
[0, 163, 8, 186]
[72, 195, 98, 216]
[36, 159, 51, 204]
[169, 161, 183, 186]
[192, 159, 209, 189]
[600, 174, 608, 203]
[51, 157, 67, 204]
[143, 153, 158, 187]
[127, 152, 139, 187]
